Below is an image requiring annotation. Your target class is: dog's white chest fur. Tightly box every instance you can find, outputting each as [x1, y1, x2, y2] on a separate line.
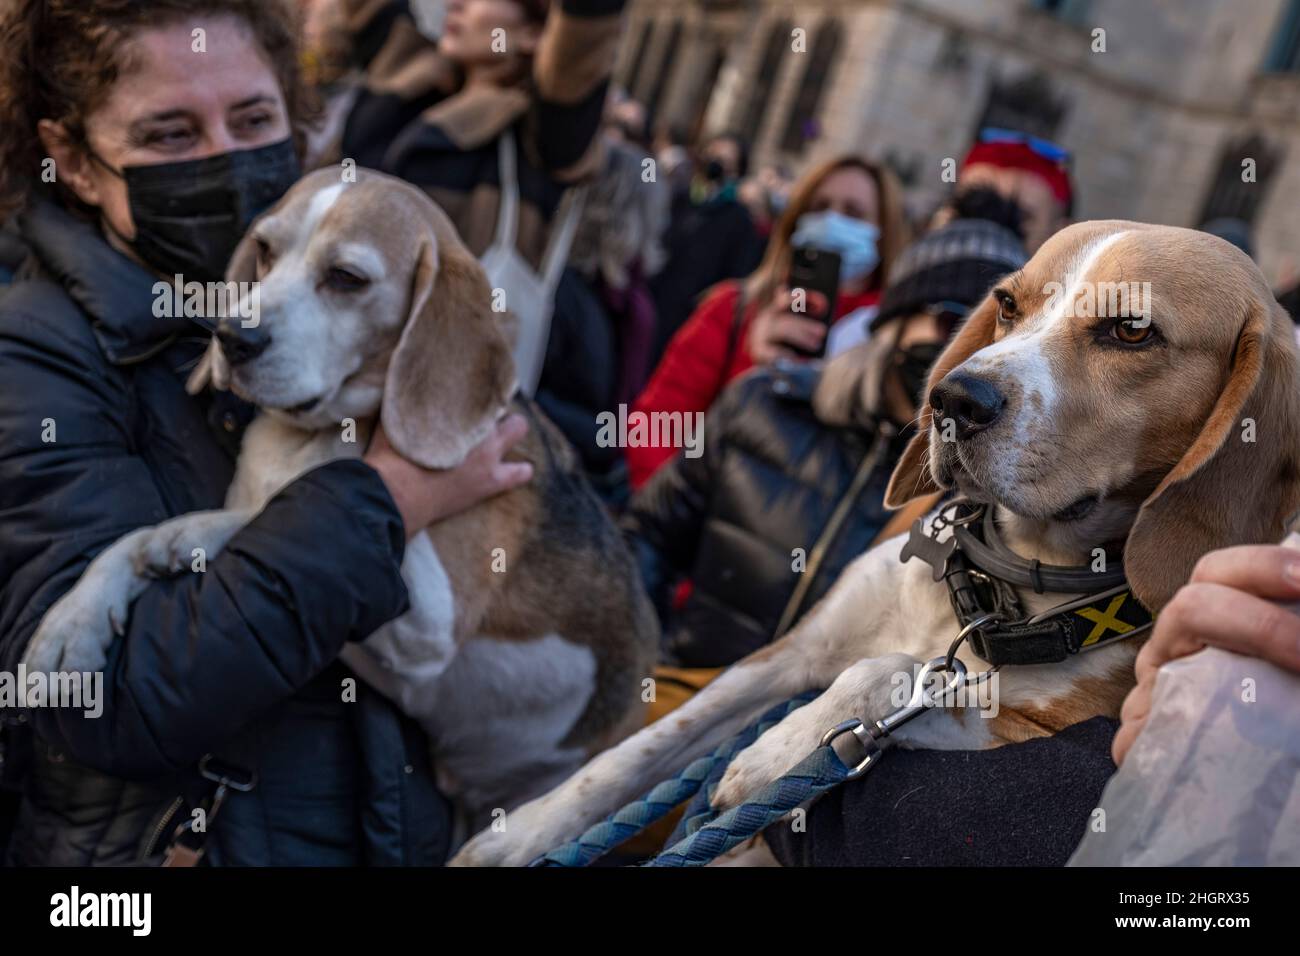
[224, 415, 365, 510]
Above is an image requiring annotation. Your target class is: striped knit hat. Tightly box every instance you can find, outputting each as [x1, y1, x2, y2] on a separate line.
[871, 212, 1027, 332]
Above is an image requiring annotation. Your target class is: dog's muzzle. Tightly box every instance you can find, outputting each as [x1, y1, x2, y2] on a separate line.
[216, 319, 271, 366]
[929, 372, 1006, 440]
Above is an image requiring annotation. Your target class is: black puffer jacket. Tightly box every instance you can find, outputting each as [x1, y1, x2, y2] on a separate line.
[0, 201, 451, 866]
[624, 359, 912, 667]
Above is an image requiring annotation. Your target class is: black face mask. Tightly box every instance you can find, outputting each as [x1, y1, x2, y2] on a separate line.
[703, 158, 726, 183]
[92, 137, 300, 282]
[892, 340, 945, 410]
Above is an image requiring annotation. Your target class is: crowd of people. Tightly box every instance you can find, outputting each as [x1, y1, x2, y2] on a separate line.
[0, 0, 1297, 868]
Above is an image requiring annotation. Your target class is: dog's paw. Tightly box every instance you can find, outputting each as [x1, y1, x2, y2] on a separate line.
[450, 803, 567, 867]
[711, 711, 825, 812]
[24, 572, 131, 674]
[711, 654, 920, 812]
[712, 746, 797, 813]
[130, 521, 198, 578]
[448, 830, 510, 867]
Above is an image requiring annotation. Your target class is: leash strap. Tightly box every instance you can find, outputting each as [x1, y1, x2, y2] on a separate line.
[646, 656, 966, 866]
[531, 656, 969, 867]
[528, 693, 819, 867]
[160, 754, 256, 868]
[644, 746, 851, 867]
[773, 429, 892, 638]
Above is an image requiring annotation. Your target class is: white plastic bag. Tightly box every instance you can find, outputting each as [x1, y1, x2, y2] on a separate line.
[1069, 643, 1300, 865]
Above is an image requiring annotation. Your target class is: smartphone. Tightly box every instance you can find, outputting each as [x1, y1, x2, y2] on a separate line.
[787, 245, 841, 359]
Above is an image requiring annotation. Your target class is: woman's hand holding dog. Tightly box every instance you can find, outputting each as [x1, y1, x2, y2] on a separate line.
[365, 414, 534, 538]
[1113, 544, 1300, 765]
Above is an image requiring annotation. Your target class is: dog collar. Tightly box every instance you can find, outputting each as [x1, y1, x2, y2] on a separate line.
[900, 500, 1153, 666]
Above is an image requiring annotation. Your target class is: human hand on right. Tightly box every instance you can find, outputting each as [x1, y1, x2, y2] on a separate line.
[1112, 544, 1300, 766]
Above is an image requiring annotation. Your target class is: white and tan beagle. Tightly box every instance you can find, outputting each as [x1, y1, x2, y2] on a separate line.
[24, 168, 658, 821]
[453, 220, 1300, 866]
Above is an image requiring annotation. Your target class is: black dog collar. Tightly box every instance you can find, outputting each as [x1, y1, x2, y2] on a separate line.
[900, 500, 1153, 666]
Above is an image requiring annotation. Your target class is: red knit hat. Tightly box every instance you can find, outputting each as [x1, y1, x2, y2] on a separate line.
[961, 141, 1072, 211]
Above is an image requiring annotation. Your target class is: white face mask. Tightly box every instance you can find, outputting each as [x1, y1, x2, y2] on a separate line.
[791, 210, 881, 284]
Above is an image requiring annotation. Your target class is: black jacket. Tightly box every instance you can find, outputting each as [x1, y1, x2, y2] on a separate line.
[0, 201, 451, 866]
[648, 192, 763, 363]
[536, 269, 621, 477]
[624, 362, 912, 667]
[764, 717, 1120, 866]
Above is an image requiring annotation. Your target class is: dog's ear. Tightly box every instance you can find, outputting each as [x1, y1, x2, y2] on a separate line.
[884, 294, 1000, 507]
[185, 338, 230, 395]
[380, 237, 517, 468]
[186, 228, 261, 395]
[225, 224, 261, 285]
[1125, 295, 1300, 611]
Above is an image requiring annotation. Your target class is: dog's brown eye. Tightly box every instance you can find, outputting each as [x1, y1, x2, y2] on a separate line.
[1111, 319, 1152, 344]
[325, 267, 369, 292]
[255, 238, 275, 273]
[995, 291, 1017, 323]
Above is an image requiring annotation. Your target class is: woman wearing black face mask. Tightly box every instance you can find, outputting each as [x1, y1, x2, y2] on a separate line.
[0, 0, 529, 867]
[622, 195, 1027, 673]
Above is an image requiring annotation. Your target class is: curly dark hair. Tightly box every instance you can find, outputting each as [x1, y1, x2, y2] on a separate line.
[0, 0, 319, 218]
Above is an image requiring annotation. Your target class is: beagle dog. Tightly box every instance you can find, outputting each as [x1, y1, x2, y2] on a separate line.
[453, 220, 1300, 865]
[24, 168, 658, 820]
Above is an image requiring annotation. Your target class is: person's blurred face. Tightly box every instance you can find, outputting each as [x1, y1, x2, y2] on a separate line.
[701, 138, 742, 181]
[896, 310, 945, 350]
[959, 162, 1066, 253]
[37, 16, 289, 255]
[440, 0, 538, 69]
[881, 310, 949, 424]
[807, 166, 879, 226]
[606, 98, 647, 145]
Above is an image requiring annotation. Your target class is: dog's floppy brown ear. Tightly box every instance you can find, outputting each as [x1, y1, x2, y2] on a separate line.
[1125, 296, 1300, 611]
[380, 238, 516, 468]
[884, 295, 1000, 507]
[186, 227, 262, 395]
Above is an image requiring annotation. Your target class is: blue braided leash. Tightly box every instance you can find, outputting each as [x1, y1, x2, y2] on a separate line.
[649, 655, 969, 864]
[528, 691, 820, 867]
[644, 744, 850, 866]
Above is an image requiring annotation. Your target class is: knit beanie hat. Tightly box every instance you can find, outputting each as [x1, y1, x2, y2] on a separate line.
[962, 140, 1073, 211]
[871, 210, 1028, 333]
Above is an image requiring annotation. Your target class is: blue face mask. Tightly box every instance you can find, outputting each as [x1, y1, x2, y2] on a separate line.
[791, 210, 880, 284]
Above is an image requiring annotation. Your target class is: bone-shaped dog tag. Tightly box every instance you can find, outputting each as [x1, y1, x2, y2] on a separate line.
[899, 519, 957, 582]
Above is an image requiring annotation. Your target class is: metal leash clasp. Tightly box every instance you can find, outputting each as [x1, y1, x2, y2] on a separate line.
[819, 656, 968, 779]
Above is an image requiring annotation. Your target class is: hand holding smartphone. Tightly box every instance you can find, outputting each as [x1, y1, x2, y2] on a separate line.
[786, 245, 841, 359]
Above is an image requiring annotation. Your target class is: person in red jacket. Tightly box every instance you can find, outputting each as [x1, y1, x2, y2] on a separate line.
[627, 154, 909, 488]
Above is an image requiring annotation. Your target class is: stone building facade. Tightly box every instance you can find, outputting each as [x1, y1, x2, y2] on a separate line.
[617, 0, 1300, 285]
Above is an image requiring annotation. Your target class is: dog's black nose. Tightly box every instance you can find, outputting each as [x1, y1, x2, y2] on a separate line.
[216, 320, 271, 366]
[929, 372, 1005, 440]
